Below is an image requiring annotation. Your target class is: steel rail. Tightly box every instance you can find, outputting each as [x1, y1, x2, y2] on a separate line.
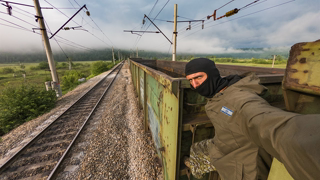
[47, 61, 124, 179]
[0, 61, 124, 177]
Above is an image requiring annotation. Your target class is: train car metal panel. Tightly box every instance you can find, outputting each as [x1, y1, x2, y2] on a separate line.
[129, 58, 286, 180]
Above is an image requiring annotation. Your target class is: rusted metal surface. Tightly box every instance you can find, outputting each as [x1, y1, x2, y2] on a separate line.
[269, 39, 320, 180]
[129, 59, 180, 180]
[282, 39, 320, 113]
[283, 39, 320, 96]
[129, 58, 286, 180]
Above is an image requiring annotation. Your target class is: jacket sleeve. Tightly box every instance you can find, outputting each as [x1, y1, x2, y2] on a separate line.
[237, 91, 320, 180]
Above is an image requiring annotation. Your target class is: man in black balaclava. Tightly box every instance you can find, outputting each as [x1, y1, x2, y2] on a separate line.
[185, 58, 240, 98]
[183, 58, 320, 180]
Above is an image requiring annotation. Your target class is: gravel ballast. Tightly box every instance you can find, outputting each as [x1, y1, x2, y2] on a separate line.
[0, 62, 163, 179]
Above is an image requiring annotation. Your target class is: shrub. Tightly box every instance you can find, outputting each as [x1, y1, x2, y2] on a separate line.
[0, 85, 57, 135]
[1, 67, 14, 74]
[57, 62, 68, 69]
[15, 69, 26, 75]
[90, 61, 111, 76]
[251, 58, 271, 64]
[38, 61, 49, 69]
[61, 70, 85, 91]
[30, 66, 39, 70]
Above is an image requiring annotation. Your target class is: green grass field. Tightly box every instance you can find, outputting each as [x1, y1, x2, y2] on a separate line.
[0, 61, 98, 95]
[215, 62, 287, 69]
[179, 58, 287, 69]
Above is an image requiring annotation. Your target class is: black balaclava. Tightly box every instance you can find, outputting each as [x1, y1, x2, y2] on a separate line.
[185, 58, 228, 98]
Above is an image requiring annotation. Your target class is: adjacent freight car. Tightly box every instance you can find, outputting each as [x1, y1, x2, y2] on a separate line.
[128, 39, 320, 180]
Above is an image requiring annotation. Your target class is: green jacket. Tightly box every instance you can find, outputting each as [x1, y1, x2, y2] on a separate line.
[205, 73, 320, 180]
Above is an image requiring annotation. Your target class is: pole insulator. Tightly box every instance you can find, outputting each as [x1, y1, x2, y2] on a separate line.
[6, 2, 12, 15]
[225, 8, 239, 17]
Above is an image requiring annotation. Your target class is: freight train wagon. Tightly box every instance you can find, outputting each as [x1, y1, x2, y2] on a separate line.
[128, 39, 320, 180]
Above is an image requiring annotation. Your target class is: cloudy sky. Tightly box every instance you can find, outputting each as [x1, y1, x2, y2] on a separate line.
[0, 0, 319, 54]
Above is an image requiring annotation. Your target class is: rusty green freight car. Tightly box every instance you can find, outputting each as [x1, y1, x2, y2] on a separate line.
[128, 39, 320, 180]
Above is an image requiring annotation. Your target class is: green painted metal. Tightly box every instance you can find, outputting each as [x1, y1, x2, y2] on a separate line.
[268, 40, 320, 179]
[129, 58, 286, 180]
[129, 59, 181, 180]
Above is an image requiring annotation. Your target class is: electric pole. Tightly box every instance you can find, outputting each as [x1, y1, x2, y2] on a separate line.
[112, 47, 115, 64]
[33, 0, 62, 97]
[136, 47, 139, 58]
[272, 55, 277, 68]
[118, 51, 120, 62]
[172, 4, 178, 61]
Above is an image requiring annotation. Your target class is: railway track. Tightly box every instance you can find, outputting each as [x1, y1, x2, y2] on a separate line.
[0, 61, 124, 180]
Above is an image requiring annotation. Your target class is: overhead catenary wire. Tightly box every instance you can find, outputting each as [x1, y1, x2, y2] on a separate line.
[10, 4, 36, 16]
[150, 0, 293, 51]
[178, 0, 296, 42]
[0, 0, 52, 8]
[0, 2, 95, 53]
[177, 0, 268, 36]
[43, 0, 85, 29]
[0, 11, 38, 28]
[43, 19, 69, 59]
[0, 16, 37, 32]
[67, 0, 96, 30]
[139, 0, 160, 32]
[65, 0, 118, 50]
[10, 6, 36, 19]
[0, 22, 39, 33]
[216, 0, 236, 11]
[133, 0, 170, 50]
[44, 0, 115, 49]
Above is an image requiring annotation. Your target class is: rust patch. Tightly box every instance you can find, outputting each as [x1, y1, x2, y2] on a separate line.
[304, 70, 309, 73]
[299, 58, 307, 63]
[290, 58, 298, 65]
[289, 69, 298, 73]
[311, 52, 315, 55]
[286, 77, 300, 84]
[158, 147, 165, 152]
[301, 48, 310, 51]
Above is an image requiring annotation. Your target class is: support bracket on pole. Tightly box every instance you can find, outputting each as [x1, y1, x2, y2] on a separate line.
[49, 4, 89, 39]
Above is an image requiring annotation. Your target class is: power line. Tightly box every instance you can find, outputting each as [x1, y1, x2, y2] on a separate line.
[177, 0, 269, 36]
[11, 4, 36, 16]
[134, 0, 170, 49]
[43, 0, 84, 28]
[44, 0, 114, 49]
[148, 0, 159, 17]
[141, 0, 159, 30]
[178, 0, 296, 41]
[71, 0, 118, 49]
[54, 37, 93, 51]
[86, 15, 117, 49]
[216, 0, 236, 11]
[0, 11, 38, 28]
[0, 0, 52, 9]
[239, 0, 261, 10]
[0, 16, 37, 32]
[0, 22, 38, 33]
[67, 0, 97, 31]
[11, 6, 36, 19]
[44, 20, 69, 59]
[72, 0, 81, 7]
[177, 0, 267, 34]
[177, 15, 194, 20]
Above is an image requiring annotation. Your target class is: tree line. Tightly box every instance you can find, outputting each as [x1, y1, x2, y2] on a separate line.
[0, 48, 289, 64]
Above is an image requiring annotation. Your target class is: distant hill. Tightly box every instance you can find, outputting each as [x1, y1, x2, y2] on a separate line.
[0, 47, 290, 63]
